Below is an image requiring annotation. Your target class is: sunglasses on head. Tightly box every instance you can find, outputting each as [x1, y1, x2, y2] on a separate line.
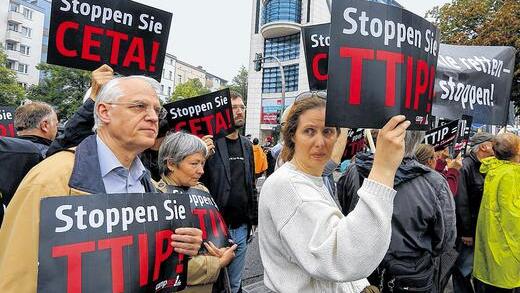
[294, 91, 327, 102]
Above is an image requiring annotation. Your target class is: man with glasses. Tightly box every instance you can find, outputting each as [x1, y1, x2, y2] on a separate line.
[0, 76, 202, 292]
[201, 91, 257, 293]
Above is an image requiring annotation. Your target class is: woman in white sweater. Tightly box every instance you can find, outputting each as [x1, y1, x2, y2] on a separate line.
[258, 94, 411, 293]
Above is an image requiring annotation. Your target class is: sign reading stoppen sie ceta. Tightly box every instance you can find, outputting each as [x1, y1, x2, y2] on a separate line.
[47, 0, 172, 81]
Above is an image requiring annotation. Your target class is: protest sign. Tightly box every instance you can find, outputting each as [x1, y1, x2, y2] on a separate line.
[432, 45, 515, 125]
[302, 23, 330, 91]
[423, 119, 460, 151]
[47, 0, 172, 81]
[168, 186, 231, 251]
[163, 89, 235, 139]
[326, 0, 439, 130]
[0, 107, 16, 137]
[456, 115, 473, 156]
[38, 192, 192, 293]
[341, 128, 365, 161]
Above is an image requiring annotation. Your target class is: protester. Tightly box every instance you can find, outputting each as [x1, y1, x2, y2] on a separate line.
[453, 132, 495, 293]
[200, 91, 256, 293]
[415, 144, 462, 195]
[156, 132, 237, 292]
[258, 95, 411, 292]
[0, 76, 203, 292]
[252, 137, 268, 181]
[338, 131, 456, 292]
[473, 133, 520, 292]
[14, 101, 58, 157]
[0, 137, 42, 224]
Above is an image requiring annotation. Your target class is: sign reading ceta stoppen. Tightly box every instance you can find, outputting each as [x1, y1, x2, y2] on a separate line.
[47, 0, 172, 81]
[326, 0, 440, 130]
[0, 107, 16, 137]
[38, 193, 193, 293]
[163, 89, 235, 139]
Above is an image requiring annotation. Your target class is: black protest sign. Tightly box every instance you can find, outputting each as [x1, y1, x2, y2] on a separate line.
[38, 193, 192, 293]
[0, 107, 16, 137]
[47, 0, 172, 81]
[341, 128, 365, 161]
[168, 186, 231, 252]
[423, 119, 460, 151]
[432, 45, 515, 125]
[456, 115, 473, 156]
[326, 0, 440, 130]
[302, 23, 330, 91]
[163, 89, 235, 139]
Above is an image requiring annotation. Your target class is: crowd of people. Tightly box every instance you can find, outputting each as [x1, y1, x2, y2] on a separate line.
[0, 65, 519, 293]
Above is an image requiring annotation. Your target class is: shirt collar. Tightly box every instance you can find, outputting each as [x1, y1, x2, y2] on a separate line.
[96, 135, 147, 182]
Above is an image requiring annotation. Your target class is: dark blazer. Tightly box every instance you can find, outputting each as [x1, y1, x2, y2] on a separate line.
[201, 135, 258, 227]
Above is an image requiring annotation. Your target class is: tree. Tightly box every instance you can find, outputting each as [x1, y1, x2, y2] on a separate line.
[170, 78, 210, 102]
[229, 65, 248, 102]
[0, 47, 25, 106]
[427, 0, 520, 114]
[26, 63, 91, 119]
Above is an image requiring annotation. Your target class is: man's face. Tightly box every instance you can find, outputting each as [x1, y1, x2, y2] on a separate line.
[231, 97, 246, 128]
[44, 111, 59, 141]
[479, 141, 495, 158]
[101, 78, 160, 153]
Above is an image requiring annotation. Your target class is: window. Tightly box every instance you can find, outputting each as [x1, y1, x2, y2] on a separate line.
[262, 64, 299, 93]
[177, 74, 182, 84]
[17, 63, 28, 74]
[20, 45, 30, 55]
[161, 85, 165, 94]
[169, 71, 173, 80]
[23, 8, 33, 20]
[168, 86, 172, 96]
[6, 60, 15, 70]
[264, 33, 300, 61]
[9, 3, 19, 12]
[21, 26, 31, 37]
[8, 22, 19, 32]
[262, 0, 301, 25]
[6, 41, 16, 51]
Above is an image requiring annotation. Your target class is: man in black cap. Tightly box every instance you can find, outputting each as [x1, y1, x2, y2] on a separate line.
[452, 132, 495, 293]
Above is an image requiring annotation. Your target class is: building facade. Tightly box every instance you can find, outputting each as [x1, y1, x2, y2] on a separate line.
[0, 0, 44, 88]
[245, 0, 330, 140]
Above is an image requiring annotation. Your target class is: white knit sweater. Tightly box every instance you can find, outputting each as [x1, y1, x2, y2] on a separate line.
[258, 162, 396, 293]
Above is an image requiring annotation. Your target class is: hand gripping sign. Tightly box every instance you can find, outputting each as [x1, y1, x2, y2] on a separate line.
[326, 0, 440, 130]
[47, 0, 172, 81]
[38, 192, 193, 293]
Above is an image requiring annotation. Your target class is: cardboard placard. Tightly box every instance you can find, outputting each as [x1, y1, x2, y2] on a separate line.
[163, 89, 235, 139]
[423, 119, 460, 151]
[341, 128, 365, 161]
[47, 0, 172, 81]
[0, 107, 16, 137]
[38, 192, 192, 292]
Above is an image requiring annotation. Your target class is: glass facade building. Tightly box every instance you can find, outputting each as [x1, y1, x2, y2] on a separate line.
[262, 64, 299, 93]
[264, 33, 300, 62]
[261, 0, 302, 25]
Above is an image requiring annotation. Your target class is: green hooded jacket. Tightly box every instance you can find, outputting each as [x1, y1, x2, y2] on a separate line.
[473, 157, 520, 288]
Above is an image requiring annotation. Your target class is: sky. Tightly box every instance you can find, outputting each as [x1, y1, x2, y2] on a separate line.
[134, 0, 452, 82]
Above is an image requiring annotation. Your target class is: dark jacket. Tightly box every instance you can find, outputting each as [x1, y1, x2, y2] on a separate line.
[201, 135, 257, 229]
[0, 137, 43, 225]
[455, 152, 485, 238]
[17, 135, 51, 157]
[47, 99, 95, 157]
[338, 153, 456, 257]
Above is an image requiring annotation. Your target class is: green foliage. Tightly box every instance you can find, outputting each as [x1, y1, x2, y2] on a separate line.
[229, 65, 248, 102]
[0, 47, 25, 106]
[25, 63, 91, 119]
[170, 78, 210, 102]
[427, 0, 520, 114]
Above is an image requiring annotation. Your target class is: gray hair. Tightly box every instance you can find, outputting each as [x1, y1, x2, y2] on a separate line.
[14, 101, 55, 131]
[405, 131, 425, 157]
[94, 75, 161, 129]
[158, 132, 208, 176]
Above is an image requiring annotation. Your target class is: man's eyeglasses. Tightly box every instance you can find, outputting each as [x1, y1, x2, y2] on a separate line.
[232, 105, 246, 111]
[106, 101, 167, 119]
[294, 91, 327, 101]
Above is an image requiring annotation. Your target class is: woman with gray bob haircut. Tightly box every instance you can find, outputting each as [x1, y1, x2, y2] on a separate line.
[157, 131, 237, 293]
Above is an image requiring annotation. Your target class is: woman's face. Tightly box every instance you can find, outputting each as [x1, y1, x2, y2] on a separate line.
[168, 152, 206, 187]
[292, 107, 338, 175]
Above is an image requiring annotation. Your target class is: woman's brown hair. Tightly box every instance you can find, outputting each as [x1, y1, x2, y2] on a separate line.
[280, 96, 339, 162]
[415, 144, 435, 166]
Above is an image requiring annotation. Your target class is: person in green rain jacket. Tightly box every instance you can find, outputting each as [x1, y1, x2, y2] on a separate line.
[473, 133, 520, 292]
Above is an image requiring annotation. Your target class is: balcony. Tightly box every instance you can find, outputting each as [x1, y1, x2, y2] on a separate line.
[6, 49, 21, 61]
[8, 11, 25, 24]
[260, 21, 301, 39]
[5, 30, 22, 43]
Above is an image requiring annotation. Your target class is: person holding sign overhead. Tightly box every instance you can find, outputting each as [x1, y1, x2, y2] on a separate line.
[0, 76, 202, 292]
[156, 131, 237, 293]
[258, 94, 411, 293]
